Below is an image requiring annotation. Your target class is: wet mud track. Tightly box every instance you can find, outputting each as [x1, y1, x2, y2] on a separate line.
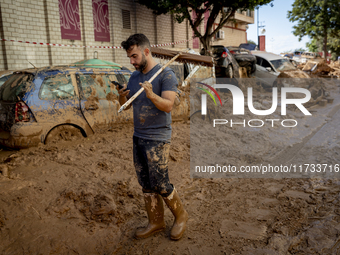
[0, 114, 339, 254]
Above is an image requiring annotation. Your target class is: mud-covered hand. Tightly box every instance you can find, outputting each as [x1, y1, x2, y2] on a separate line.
[139, 81, 176, 113]
[139, 81, 155, 99]
[116, 84, 131, 109]
[116, 84, 130, 97]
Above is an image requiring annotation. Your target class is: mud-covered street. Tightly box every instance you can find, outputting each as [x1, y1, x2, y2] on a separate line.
[0, 125, 340, 254]
[2, 0, 340, 253]
[1, 81, 340, 254]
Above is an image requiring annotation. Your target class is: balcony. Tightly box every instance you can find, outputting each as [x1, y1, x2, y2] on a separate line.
[234, 9, 254, 25]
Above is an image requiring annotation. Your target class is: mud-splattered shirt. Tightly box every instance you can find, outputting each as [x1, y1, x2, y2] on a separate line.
[127, 64, 178, 141]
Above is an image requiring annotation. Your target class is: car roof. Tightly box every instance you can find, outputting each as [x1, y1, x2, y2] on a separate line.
[251, 51, 285, 61]
[212, 45, 226, 48]
[227, 46, 250, 51]
[0, 70, 13, 77]
[239, 43, 257, 50]
[301, 52, 318, 55]
[12, 65, 130, 76]
[9, 58, 129, 75]
[226, 46, 240, 49]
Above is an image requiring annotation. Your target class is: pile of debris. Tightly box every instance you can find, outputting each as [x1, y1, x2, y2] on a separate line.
[297, 59, 340, 78]
[329, 61, 340, 77]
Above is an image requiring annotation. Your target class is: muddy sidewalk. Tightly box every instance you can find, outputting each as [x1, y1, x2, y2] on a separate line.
[0, 111, 340, 253]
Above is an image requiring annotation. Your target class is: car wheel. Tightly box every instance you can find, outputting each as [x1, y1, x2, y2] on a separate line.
[226, 65, 233, 78]
[45, 125, 84, 144]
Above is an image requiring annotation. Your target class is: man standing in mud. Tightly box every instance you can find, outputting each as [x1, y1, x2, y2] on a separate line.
[117, 34, 188, 240]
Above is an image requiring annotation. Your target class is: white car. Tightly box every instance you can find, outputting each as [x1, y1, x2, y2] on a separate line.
[300, 52, 322, 64]
[251, 51, 297, 87]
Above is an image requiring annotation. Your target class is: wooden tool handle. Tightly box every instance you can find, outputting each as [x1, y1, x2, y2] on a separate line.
[118, 52, 182, 113]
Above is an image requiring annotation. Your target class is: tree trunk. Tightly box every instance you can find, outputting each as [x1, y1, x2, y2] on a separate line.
[323, 25, 328, 60]
[200, 36, 212, 56]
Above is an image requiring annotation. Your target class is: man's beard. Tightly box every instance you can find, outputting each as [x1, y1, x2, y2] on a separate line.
[135, 53, 148, 72]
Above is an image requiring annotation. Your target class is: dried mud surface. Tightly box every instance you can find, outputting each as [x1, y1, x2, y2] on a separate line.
[1, 86, 340, 254]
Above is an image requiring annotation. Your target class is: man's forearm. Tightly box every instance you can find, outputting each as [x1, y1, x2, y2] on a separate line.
[148, 93, 174, 113]
[140, 81, 176, 113]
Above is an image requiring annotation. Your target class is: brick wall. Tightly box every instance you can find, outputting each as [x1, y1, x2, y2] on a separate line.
[0, 1, 250, 71]
[221, 27, 248, 47]
[0, 0, 191, 71]
[1, 0, 51, 70]
[212, 21, 248, 47]
[173, 18, 188, 50]
[156, 14, 172, 48]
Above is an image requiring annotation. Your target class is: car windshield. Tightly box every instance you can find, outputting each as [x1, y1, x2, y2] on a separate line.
[230, 48, 249, 54]
[270, 59, 296, 71]
[0, 73, 34, 101]
[212, 46, 225, 56]
[0, 74, 12, 87]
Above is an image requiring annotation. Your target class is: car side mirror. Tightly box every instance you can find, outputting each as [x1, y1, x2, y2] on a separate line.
[266, 67, 272, 72]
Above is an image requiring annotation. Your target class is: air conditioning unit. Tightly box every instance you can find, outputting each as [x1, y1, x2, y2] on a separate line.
[216, 30, 225, 40]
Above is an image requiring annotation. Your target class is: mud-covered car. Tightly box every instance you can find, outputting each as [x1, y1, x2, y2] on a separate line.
[201, 45, 239, 78]
[300, 52, 322, 64]
[227, 46, 256, 76]
[0, 63, 133, 148]
[239, 43, 257, 51]
[0, 71, 13, 87]
[251, 51, 309, 88]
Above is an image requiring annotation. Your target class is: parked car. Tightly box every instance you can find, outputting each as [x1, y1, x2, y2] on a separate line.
[299, 52, 322, 64]
[226, 46, 256, 76]
[0, 71, 13, 87]
[0, 61, 133, 148]
[239, 43, 257, 51]
[282, 53, 293, 59]
[292, 51, 303, 63]
[251, 51, 297, 87]
[201, 45, 239, 78]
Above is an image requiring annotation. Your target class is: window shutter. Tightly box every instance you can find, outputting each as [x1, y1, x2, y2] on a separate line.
[122, 10, 131, 29]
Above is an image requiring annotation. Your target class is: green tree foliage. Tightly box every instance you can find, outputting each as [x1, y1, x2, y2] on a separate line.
[288, 0, 340, 60]
[247, 39, 257, 45]
[306, 38, 322, 53]
[327, 36, 340, 60]
[294, 47, 305, 52]
[137, 0, 273, 54]
[307, 36, 340, 60]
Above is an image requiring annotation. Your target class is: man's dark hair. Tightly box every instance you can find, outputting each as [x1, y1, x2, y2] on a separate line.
[121, 34, 151, 51]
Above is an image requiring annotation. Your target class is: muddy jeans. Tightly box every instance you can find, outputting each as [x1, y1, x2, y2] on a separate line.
[133, 136, 174, 197]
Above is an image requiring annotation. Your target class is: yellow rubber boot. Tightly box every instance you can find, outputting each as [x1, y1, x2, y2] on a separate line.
[135, 193, 166, 239]
[163, 188, 188, 240]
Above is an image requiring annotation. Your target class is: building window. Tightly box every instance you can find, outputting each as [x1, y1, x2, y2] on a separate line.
[247, 9, 253, 17]
[237, 9, 242, 14]
[122, 10, 131, 29]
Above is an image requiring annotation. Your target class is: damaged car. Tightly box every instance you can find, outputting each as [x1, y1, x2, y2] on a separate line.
[251, 51, 301, 87]
[201, 45, 239, 78]
[0, 62, 133, 148]
[0, 70, 13, 87]
[227, 46, 256, 76]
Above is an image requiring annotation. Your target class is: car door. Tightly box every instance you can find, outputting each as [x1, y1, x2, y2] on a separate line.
[32, 72, 91, 138]
[254, 56, 278, 87]
[76, 71, 132, 132]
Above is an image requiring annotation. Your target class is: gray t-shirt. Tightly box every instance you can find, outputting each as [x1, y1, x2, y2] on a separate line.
[127, 64, 178, 141]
